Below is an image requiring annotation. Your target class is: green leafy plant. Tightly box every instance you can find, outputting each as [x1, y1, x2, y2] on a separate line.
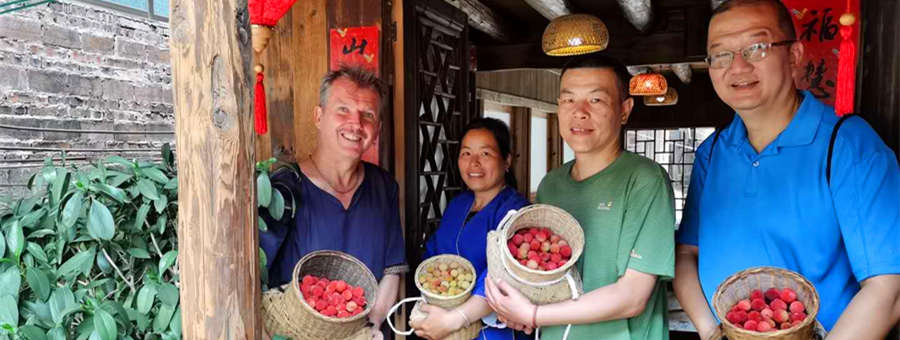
[255, 157, 283, 233]
[0, 145, 180, 340]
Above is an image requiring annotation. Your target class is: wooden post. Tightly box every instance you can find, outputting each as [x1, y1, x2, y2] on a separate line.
[169, 0, 260, 338]
[510, 106, 531, 198]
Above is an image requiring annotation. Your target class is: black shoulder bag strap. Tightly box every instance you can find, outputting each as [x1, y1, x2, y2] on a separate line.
[827, 114, 854, 185]
[270, 161, 302, 220]
[708, 115, 734, 163]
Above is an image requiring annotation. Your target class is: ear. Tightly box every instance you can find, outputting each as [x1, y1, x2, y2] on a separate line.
[620, 97, 635, 125]
[314, 105, 323, 129]
[789, 40, 805, 69]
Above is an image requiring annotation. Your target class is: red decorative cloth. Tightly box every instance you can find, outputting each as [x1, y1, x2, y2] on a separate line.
[249, 0, 297, 26]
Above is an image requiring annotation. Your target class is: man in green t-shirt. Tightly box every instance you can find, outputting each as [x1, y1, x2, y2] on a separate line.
[485, 54, 676, 340]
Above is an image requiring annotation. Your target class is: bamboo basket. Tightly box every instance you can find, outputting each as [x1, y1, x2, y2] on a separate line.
[261, 250, 378, 340]
[486, 230, 583, 304]
[414, 254, 477, 309]
[712, 266, 820, 340]
[485, 204, 584, 303]
[497, 204, 584, 283]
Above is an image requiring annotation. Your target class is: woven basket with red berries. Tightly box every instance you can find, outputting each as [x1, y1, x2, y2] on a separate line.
[486, 204, 585, 304]
[261, 250, 378, 340]
[712, 266, 821, 340]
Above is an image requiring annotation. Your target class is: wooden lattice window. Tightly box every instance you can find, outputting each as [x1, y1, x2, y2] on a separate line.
[403, 0, 472, 270]
[625, 127, 715, 224]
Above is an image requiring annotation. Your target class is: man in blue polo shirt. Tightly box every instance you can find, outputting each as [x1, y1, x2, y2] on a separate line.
[673, 1, 900, 340]
[260, 67, 407, 339]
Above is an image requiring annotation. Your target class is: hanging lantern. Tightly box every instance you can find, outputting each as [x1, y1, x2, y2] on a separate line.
[643, 87, 678, 106]
[248, 0, 298, 134]
[629, 73, 667, 96]
[541, 14, 609, 56]
[834, 0, 857, 116]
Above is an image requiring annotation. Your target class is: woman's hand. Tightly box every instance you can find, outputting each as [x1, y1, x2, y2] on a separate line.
[484, 276, 536, 330]
[408, 304, 465, 340]
[497, 314, 533, 334]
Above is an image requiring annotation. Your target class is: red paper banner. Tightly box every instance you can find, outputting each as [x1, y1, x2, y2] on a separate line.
[782, 0, 860, 106]
[329, 26, 381, 165]
[330, 26, 380, 75]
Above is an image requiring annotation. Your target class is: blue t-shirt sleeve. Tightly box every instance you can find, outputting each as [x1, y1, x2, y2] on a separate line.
[830, 119, 900, 281]
[383, 180, 407, 270]
[676, 135, 713, 246]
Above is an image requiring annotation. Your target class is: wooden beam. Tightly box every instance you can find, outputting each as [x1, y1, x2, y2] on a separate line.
[476, 41, 705, 70]
[476, 88, 558, 113]
[169, 0, 260, 338]
[444, 0, 512, 42]
[617, 0, 652, 32]
[523, 0, 570, 20]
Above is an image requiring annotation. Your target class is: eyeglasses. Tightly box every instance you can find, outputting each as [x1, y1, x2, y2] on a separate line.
[705, 40, 795, 69]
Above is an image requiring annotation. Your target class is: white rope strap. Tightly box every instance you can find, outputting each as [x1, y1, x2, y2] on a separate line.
[534, 272, 580, 340]
[385, 297, 424, 335]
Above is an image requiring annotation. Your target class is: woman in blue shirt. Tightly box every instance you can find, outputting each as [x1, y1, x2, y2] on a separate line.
[410, 118, 531, 340]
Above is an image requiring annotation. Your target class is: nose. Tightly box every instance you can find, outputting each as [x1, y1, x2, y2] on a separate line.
[573, 100, 590, 120]
[345, 109, 362, 125]
[466, 155, 482, 169]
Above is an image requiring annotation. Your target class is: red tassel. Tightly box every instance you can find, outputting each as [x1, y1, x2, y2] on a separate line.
[254, 71, 268, 134]
[835, 24, 856, 116]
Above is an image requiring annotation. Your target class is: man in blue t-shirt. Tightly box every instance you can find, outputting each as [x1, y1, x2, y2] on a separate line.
[259, 67, 407, 340]
[674, 1, 900, 340]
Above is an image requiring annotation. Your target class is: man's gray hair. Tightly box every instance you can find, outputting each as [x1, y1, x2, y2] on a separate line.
[318, 66, 388, 115]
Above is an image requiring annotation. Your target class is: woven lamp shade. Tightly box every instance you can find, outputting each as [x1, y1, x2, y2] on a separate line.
[629, 73, 668, 96]
[643, 87, 678, 106]
[542, 14, 609, 56]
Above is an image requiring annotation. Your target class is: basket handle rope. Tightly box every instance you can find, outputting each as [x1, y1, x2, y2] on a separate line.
[385, 297, 425, 336]
[496, 209, 518, 235]
[532, 273, 578, 340]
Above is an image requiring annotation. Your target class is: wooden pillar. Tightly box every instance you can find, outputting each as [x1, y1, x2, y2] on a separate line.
[548, 113, 562, 170]
[169, 0, 260, 337]
[859, 0, 900, 156]
[510, 106, 531, 198]
[391, 0, 407, 337]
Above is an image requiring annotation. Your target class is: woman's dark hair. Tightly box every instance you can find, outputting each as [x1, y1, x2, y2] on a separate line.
[460, 117, 518, 189]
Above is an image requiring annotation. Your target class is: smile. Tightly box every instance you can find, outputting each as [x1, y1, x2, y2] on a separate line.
[340, 131, 363, 142]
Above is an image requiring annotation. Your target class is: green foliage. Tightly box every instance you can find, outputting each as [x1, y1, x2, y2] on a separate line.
[0, 145, 180, 339]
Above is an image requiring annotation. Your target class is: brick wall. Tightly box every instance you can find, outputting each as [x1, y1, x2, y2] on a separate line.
[0, 0, 173, 199]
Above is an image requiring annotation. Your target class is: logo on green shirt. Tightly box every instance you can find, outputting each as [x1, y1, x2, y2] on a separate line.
[596, 200, 614, 211]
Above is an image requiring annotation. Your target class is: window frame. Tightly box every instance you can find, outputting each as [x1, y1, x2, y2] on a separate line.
[80, 0, 168, 21]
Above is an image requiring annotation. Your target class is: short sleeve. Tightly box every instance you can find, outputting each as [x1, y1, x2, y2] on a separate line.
[382, 180, 409, 275]
[624, 167, 676, 280]
[676, 136, 713, 246]
[830, 122, 900, 282]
